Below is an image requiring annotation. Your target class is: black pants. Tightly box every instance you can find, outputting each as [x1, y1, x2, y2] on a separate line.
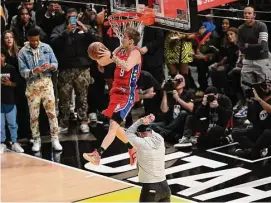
[140, 180, 171, 202]
[196, 60, 212, 92]
[211, 65, 231, 95]
[183, 115, 226, 148]
[232, 128, 271, 154]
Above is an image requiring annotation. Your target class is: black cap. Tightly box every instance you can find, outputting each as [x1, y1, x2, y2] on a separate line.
[137, 125, 152, 133]
[205, 86, 218, 95]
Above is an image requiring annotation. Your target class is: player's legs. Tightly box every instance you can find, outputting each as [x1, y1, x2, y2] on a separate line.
[83, 114, 136, 165]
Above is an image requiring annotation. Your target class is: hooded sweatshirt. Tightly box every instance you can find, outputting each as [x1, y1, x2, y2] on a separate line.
[126, 120, 166, 183]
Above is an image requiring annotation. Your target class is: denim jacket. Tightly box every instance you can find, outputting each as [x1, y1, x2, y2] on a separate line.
[18, 42, 58, 83]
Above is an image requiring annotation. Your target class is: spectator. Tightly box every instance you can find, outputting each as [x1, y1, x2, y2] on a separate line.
[1, 30, 20, 68]
[210, 27, 239, 96]
[232, 81, 271, 158]
[236, 6, 271, 118]
[175, 86, 232, 148]
[50, 8, 100, 133]
[18, 28, 62, 152]
[2, 30, 32, 139]
[10, 0, 36, 29]
[1, 48, 24, 154]
[137, 70, 162, 116]
[140, 26, 165, 84]
[36, 2, 65, 36]
[12, 7, 47, 47]
[151, 74, 194, 142]
[183, 21, 219, 96]
[220, 19, 230, 48]
[164, 31, 194, 88]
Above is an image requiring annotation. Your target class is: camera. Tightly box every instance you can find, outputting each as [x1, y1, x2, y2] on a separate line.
[207, 94, 215, 103]
[242, 80, 271, 98]
[163, 77, 183, 93]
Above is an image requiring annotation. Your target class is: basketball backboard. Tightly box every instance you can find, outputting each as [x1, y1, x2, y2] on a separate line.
[110, 0, 199, 32]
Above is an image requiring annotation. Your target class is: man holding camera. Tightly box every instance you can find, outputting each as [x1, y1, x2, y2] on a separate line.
[232, 80, 271, 158]
[151, 74, 194, 142]
[175, 86, 232, 148]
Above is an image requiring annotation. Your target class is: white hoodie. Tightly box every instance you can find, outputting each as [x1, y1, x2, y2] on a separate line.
[126, 120, 166, 183]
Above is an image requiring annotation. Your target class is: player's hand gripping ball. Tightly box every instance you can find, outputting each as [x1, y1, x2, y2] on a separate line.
[88, 42, 107, 60]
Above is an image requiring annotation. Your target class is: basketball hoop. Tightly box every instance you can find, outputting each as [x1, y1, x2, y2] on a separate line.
[108, 9, 155, 42]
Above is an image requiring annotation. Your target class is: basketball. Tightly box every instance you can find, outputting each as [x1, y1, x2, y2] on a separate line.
[88, 42, 107, 60]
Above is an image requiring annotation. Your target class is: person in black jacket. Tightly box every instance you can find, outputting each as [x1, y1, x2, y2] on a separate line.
[232, 81, 271, 158]
[175, 86, 233, 148]
[50, 8, 100, 133]
[140, 26, 165, 84]
[12, 7, 47, 47]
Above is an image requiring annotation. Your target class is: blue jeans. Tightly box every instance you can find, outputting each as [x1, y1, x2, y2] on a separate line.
[1, 104, 18, 143]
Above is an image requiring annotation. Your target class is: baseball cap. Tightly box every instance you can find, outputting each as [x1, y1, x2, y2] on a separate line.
[137, 125, 152, 133]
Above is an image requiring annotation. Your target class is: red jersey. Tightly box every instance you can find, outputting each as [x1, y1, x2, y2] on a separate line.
[110, 47, 141, 98]
[103, 47, 142, 122]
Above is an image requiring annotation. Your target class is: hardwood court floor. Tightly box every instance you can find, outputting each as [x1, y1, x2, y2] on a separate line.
[1, 151, 187, 202]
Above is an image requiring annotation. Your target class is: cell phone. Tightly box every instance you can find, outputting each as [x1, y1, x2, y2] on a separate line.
[70, 16, 77, 25]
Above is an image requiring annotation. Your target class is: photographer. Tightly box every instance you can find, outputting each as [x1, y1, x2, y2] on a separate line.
[232, 80, 271, 158]
[175, 86, 232, 148]
[150, 74, 194, 142]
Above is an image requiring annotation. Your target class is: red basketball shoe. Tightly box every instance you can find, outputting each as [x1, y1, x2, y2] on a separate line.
[83, 149, 101, 165]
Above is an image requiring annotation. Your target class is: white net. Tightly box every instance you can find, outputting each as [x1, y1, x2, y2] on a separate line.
[108, 12, 144, 43]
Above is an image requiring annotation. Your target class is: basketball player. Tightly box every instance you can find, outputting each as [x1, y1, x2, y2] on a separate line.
[83, 27, 142, 165]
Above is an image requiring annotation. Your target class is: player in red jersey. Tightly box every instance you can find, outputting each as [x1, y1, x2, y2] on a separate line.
[83, 27, 142, 165]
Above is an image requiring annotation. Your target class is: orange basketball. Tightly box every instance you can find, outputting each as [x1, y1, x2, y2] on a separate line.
[88, 42, 107, 60]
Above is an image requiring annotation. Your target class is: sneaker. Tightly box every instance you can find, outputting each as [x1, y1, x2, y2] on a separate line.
[234, 106, 248, 118]
[51, 136, 63, 151]
[222, 134, 233, 144]
[260, 148, 269, 157]
[190, 136, 198, 145]
[128, 147, 137, 166]
[58, 126, 68, 133]
[70, 112, 77, 120]
[83, 149, 101, 165]
[32, 137, 41, 152]
[234, 148, 251, 157]
[174, 136, 192, 148]
[89, 113, 98, 123]
[0, 144, 7, 154]
[11, 143, 24, 153]
[244, 119, 251, 125]
[80, 123, 90, 133]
